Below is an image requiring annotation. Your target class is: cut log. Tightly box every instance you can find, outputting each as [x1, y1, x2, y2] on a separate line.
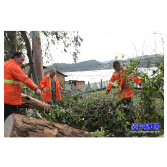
[21, 93, 53, 111]
[4, 114, 91, 137]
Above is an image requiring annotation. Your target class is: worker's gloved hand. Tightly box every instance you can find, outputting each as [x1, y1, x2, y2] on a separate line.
[35, 89, 43, 96]
[106, 90, 110, 95]
[43, 87, 46, 92]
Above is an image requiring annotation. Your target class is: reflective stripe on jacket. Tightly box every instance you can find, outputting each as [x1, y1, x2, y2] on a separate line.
[4, 79, 21, 84]
[4, 59, 38, 105]
[40, 73, 62, 102]
[106, 66, 141, 99]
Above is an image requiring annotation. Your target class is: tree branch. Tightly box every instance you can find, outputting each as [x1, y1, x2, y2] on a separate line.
[4, 32, 11, 47]
[151, 80, 164, 101]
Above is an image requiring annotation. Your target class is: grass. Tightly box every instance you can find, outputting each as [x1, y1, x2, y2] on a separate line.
[89, 87, 117, 95]
[89, 88, 162, 102]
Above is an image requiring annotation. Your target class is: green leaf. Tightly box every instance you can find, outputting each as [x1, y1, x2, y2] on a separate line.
[51, 39, 55, 45]
[64, 48, 67, 52]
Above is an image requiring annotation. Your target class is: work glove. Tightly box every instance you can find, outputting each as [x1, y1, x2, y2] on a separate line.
[42, 88, 46, 91]
[106, 90, 110, 95]
[35, 89, 43, 96]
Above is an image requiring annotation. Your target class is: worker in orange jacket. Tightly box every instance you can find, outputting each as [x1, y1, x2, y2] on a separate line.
[4, 52, 42, 121]
[40, 68, 62, 103]
[106, 61, 141, 109]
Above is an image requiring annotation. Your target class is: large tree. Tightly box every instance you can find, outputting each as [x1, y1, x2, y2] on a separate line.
[4, 31, 83, 87]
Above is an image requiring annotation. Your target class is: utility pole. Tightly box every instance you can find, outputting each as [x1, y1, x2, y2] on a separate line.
[31, 31, 44, 85]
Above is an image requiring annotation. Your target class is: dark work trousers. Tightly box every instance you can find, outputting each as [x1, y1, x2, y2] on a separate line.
[52, 91, 56, 104]
[47, 91, 56, 105]
[4, 104, 18, 122]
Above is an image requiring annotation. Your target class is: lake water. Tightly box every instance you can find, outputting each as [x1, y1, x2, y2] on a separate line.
[64, 69, 115, 84]
[63, 67, 157, 84]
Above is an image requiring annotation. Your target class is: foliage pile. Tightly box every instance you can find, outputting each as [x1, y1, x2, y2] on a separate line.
[40, 92, 129, 137]
[38, 88, 163, 137]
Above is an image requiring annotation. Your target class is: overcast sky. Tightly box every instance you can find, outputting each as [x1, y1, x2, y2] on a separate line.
[46, 29, 164, 65]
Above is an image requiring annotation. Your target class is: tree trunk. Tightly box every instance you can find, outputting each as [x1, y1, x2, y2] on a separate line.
[28, 68, 32, 78]
[20, 31, 40, 88]
[4, 114, 91, 137]
[31, 31, 44, 84]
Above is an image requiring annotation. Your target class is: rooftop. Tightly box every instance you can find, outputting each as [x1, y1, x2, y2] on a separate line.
[68, 80, 85, 82]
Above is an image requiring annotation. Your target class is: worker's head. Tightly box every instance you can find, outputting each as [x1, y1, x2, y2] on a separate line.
[113, 61, 121, 72]
[12, 52, 25, 66]
[50, 68, 56, 77]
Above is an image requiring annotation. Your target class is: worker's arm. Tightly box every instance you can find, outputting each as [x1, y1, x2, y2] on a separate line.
[131, 73, 142, 86]
[9, 65, 42, 96]
[10, 65, 38, 90]
[106, 74, 115, 94]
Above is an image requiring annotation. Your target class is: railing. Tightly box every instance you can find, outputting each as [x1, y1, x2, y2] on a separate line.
[64, 79, 142, 92]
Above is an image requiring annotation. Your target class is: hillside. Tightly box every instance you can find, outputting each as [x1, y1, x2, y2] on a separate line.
[44, 54, 163, 73]
[102, 54, 163, 67]
[44, 60, 111, 72]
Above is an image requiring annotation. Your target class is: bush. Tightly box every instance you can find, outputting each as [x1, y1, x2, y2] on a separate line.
[39, 93, 143, 138]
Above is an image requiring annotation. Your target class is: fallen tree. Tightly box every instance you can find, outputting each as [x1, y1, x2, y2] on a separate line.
[21, 93, 53, 111]
[4, 114, 91, 137]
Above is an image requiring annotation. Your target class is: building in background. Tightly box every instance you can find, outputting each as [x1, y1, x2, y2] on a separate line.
[65, 80, 85, 91]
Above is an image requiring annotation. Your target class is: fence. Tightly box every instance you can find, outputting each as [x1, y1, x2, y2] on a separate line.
[64, 79, 142, 92]
[67, 81, 142, 92]
[64, 80, 115, 92]
[76, 80, 111, 92]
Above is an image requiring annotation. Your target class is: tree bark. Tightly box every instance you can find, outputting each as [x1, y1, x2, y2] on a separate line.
[4, 114, 91, 137]
[28, 68, 32, 78]
[21, 93, 53, 111]
[31, 31, 44, 84]
[20, 31, 40, 88]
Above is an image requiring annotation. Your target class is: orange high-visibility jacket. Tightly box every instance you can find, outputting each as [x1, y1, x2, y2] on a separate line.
[4, 59, 38, 105]
[40, 73, 62, 102]
[106, 66, 141, 99]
